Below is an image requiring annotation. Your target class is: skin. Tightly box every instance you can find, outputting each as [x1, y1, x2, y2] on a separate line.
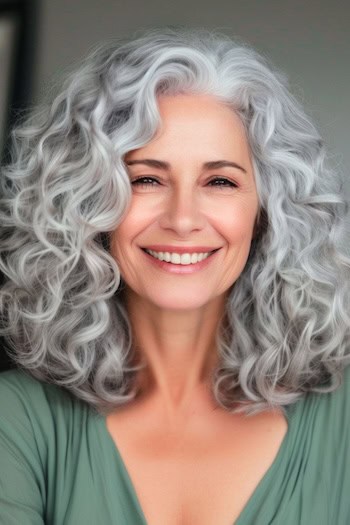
[110, 94, 259, 429]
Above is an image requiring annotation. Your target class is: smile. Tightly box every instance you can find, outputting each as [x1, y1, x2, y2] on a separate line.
[141, 247, 221, 274]
[143, 249, 217, 265]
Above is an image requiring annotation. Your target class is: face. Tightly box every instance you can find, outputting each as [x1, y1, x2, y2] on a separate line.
[111, 94, 259, 311]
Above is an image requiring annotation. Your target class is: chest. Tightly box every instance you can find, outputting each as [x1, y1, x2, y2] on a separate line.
[105, 409, 288, 525]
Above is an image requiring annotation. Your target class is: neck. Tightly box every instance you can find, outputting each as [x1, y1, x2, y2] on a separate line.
[124, 288, 227, 424]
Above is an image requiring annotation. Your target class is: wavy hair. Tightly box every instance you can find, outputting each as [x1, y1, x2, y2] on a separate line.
[1, 27, 350, 416]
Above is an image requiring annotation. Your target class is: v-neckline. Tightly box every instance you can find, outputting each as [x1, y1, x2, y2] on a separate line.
[96, 402, 297, 525]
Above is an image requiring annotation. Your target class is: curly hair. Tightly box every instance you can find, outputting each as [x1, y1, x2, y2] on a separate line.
[1, 27, 349, 416]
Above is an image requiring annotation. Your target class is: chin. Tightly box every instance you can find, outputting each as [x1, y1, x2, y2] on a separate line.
[144, 291, 217, 312]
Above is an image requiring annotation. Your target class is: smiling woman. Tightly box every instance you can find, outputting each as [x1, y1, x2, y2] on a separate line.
[0, 27, 350, 525]
[111, 94, 258, 312]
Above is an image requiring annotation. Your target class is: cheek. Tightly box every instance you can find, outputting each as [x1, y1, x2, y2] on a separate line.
[110, 208, 142, 252]
[116, 199, 157, 238]
[110, 207, 153, 267]
[110, 223, 129, 262]
[214, 204, 257, 243]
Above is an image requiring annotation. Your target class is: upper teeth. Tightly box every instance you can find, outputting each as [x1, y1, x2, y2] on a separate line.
[145, 250, 212, 265]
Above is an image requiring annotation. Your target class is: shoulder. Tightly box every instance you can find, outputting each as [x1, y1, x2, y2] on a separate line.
[302, 365, 350, 467]
[0, 370, 94, 521]
[0, 368, 75, 419]
[307, 365, 350, 421]
[0, 368, 89, 448]
[316, 365, 350, 519]
[0, 367, 57, 399]
[324, 364, 350, 413]
[288, 365, 350, 458]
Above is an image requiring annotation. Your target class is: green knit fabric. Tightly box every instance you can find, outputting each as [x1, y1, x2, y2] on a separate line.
[0, 366, 349, 524]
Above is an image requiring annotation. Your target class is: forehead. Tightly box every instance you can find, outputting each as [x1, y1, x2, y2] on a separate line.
[156, 93, 245, 132]
[126, 94, 251, 164]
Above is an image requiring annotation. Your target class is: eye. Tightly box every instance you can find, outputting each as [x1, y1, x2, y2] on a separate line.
[130, 176, 238, 190]
[207, 177, 238, 189]
[131, 176, 161, 188]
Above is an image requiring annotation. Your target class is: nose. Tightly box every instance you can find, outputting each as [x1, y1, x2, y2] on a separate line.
[158, 185, 206, 236]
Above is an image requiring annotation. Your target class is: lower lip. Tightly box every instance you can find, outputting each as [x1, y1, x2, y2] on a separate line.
[141, 249, 220, 274]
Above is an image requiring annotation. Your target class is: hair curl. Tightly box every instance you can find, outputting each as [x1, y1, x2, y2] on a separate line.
[1, 27, 350, 416]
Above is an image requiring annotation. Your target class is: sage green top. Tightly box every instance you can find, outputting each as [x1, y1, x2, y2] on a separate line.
[0, 366, 349, 524]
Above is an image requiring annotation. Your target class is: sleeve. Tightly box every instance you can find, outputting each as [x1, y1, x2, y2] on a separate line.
[0, 370, 46, 525]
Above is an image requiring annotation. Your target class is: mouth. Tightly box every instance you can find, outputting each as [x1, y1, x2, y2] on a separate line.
[141, 248, 220, 257]
[141, 248, 221, 275]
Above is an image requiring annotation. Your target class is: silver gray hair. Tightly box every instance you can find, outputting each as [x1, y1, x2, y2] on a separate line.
[1, 27, 349, 416]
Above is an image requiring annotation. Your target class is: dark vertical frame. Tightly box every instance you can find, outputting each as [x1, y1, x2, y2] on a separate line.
[0, 0, 39, 162]
[0, 0, 39, 371]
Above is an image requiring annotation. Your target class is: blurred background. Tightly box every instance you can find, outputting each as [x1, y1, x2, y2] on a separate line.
[2, 0, 350, 176]
[0, 0, 349, 369]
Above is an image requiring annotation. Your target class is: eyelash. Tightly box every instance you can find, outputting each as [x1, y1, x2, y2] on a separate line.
[131, 176, 238, 189]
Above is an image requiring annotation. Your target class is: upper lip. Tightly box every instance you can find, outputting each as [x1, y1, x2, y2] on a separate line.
[141, 245, 221, 254]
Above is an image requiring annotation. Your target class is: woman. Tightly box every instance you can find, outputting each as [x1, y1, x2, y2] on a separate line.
[0, 27, 349, 525]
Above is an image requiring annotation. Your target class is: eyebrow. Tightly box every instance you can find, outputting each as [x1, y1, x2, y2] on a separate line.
[125, 158, 247, 173]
